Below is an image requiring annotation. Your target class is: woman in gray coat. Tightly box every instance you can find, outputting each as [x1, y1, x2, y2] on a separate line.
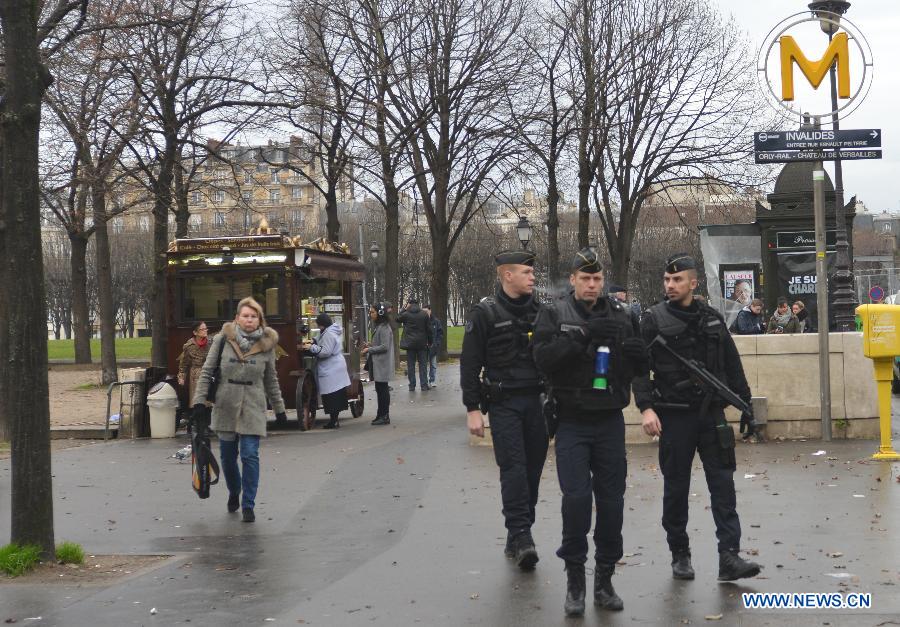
[193, 297, 287, 523]
[362, 302, 394, 425]
[301, 313, 351, 429]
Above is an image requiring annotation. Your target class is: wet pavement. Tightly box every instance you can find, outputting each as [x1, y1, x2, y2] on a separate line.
[1, 374, 899, 626]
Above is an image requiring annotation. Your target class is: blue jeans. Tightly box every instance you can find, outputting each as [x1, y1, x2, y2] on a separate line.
[406, 349, 429, 388]
[220, 434, 261, 510]
[428, 351, 438, 383]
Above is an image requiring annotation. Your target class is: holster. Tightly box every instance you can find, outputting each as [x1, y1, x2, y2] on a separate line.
[541, 391, 558, 439]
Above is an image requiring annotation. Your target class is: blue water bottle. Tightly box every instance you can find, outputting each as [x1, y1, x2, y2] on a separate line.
[593, 346, 610, 390]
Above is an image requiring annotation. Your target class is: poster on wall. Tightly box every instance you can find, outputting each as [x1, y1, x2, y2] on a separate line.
[722, 269, 756, 306]
[775, 251, 836, 332]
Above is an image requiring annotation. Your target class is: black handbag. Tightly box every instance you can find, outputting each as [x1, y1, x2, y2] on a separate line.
[364, 352, 373, 377]
[206, 335, 226, 403]
[191, 423, 220, 499]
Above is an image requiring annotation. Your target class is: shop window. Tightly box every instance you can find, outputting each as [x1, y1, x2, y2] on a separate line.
[181, 275, 230, 320]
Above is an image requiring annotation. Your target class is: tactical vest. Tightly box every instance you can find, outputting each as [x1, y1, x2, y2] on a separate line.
[548, 294, 633, 412]
[648, 301, 729, 406]
[477, 296, 541, 389]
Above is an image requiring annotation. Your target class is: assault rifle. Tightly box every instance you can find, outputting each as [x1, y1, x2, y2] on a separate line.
[650, 335, 756, 439]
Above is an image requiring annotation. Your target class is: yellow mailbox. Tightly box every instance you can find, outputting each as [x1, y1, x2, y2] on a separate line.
[856, 304, 900, 461]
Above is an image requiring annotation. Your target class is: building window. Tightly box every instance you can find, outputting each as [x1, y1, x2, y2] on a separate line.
[243, 211, 253, 229]
[271, 169, 280, 184]
[242, 191, 252, 205]
[138, 216, 150, 232]
[112, 217, 124, 234]
[191, 191, 203, 205]
[269, 189, 280, 204]
[291, 210, 302, 227]
[214, 212, 226, 229]
[189, 214, 202, 230]
[212, 189, 225, 203]
[244, 171, 253, 185]
[291, 186, 303, 200]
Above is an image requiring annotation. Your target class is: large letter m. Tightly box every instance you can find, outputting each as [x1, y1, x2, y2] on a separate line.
[779, 32, 850, 101]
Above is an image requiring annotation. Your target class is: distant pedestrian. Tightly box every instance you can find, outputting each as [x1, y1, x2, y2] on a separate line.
[178, 321, 211, 409]
[192, 297, 287, 523]
[767, 297, 800, 334]
[423, 304, 443, 387]
[397, 298, 432, 391]
[792, 301, 809, 333]
[609, 284, 640, 329]
[362, 302, 394, 425]
[731, 299, 765, 335]
[302, 313, 351, 429]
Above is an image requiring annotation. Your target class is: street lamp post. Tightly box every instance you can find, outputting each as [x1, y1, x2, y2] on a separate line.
[516, 216, 532, 250]
[370, 241, 381, 303]
[808, 0, 858, 331]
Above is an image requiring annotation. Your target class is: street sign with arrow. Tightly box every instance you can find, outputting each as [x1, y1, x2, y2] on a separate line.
[754, 129, 881, 151]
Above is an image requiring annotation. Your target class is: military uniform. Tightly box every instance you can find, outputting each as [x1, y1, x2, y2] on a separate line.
[532, 248, 647, 615]
[632, 253, 761, 582]
[459, 250, 548, 570]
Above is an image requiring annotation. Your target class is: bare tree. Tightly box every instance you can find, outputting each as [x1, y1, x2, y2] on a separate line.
[117, 0, 272, 367]
[592, 0, 766, 289]
[0, 0, 89, 555]
[390, 0, 532, 354]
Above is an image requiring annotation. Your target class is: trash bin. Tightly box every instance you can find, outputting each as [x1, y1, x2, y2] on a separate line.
[147, 382, 179, 438]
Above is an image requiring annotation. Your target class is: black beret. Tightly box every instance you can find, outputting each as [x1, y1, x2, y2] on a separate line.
[607, 284, 626, 294]
[571, 247, 603, 274]
[494, 250, 535, 267]
[664, 253, 696, 274]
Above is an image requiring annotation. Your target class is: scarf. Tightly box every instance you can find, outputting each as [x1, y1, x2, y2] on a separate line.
[236, 326, 264, 352]
[774, 309, 793, 326]
[196, 336, 208, 347]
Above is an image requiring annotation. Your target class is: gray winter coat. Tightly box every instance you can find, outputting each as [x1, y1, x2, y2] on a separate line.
[192, 322, 286, 437]
[308, 322, 351, 395]
[367, 321, 394, 383]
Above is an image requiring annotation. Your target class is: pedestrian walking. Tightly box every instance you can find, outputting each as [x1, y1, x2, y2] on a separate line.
[532, 248, 648, 616]
[302, 313, 351, 429]
[178, 321, 211, 413]
[633, 253, 761, 582]
[460, 250, 548, 571]
[397, 298, 432, 391]
[192, 297, 287, 523]
[423, 304, 443, 387]
[362, 302, 394, 425]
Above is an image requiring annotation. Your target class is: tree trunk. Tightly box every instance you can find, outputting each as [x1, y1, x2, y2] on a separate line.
[93, 188, 118, 385]
[429, 235, 451, 359]
[173, 157, 190, 238]
[70, 233, 92, 363]
[150, 174, 173, 368]
[546, 175, 560, 288]
[0, 0, 55, 555]
[324, 185, 340, 243]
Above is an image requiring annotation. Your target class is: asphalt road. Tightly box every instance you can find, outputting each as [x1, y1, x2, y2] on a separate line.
[1, 376, 899, 626]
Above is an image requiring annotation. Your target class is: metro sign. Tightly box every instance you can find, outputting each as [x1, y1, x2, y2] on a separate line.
[757, 12, 873, 121]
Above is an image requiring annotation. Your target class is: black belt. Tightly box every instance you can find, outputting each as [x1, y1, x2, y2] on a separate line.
[227, 379, 254, 386]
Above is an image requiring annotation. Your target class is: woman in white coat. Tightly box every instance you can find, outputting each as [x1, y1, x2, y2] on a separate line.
[302, 313, 350, 429]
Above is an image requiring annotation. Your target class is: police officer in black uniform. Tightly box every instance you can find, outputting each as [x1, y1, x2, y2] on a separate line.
[532, 248, 647, 617]
[633, 253, 761, 582]
[460, 250, 548, 571]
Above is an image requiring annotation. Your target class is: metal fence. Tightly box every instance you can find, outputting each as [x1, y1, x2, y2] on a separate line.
[854, 267, 900, 303]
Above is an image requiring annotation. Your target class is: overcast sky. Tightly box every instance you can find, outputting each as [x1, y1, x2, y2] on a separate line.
[710, 0, 899, 213]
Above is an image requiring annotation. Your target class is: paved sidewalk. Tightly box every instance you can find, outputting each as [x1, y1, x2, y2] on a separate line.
[2, 373, 899, 626]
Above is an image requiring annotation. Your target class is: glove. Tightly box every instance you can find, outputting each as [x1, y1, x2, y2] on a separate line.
[740, 410, 756, 439]
[275, 412, 288, 422]
[586, 316, 622, 342]
[622, 337, 647, 362]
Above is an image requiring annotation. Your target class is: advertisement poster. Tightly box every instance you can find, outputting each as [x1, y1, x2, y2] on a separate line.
[722, 269, 755, 306]
[776, 251, 836, 331]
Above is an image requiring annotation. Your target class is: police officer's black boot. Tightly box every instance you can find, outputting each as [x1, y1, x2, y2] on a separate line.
[371, 414, 390, 426]
[563, 562, 586, 616]
[504, 531, 515, 558]
[593, 563, 624, 611]
[671, 549, 695, 580]
[718, 550, 761, 581]
[512, 530, 539, 570]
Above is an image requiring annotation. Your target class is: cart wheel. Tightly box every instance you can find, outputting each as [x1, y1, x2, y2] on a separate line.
[350, 394, 364, 418]
[297, 375, 317, 431]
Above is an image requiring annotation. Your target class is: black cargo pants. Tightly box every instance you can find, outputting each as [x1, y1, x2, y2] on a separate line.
[658, 407, 741, 554]
[488, 392, 549, 536]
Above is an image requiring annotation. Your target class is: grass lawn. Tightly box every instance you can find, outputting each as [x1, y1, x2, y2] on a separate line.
[47, 337, 152, 360]
[446, 326, 464, 352]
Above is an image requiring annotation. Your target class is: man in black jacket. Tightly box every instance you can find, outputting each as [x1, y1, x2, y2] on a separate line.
[633, 253, 761, 584]
[532, 248, 647, 616]
[397, 298, 432, 391]
[731, 299, 765, 335]
[460, 250, 548, 572]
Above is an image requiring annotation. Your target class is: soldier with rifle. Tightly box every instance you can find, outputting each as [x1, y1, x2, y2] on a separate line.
[633, 253, 762, 582]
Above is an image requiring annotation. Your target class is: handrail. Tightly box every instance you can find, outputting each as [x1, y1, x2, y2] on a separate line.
[105, 380, 144, 441]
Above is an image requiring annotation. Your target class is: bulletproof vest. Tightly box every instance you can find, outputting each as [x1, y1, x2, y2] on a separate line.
[548, 294, 633, 412]
[478, 296, 541, 389]
[648, 301, 728, 405]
